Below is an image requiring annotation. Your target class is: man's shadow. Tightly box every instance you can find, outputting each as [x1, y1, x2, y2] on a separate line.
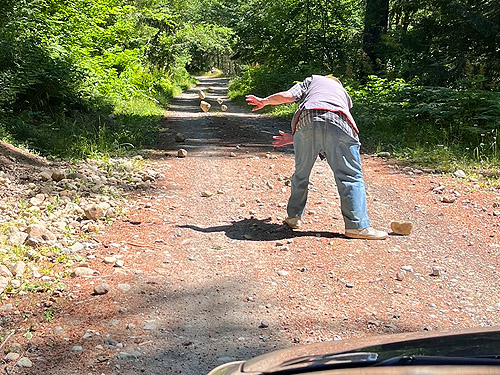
[179, 217, 344, 241]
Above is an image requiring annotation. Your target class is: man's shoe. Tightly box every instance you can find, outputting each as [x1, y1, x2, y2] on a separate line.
[284, 215, 302, 229]
[345, 227, 388, 240]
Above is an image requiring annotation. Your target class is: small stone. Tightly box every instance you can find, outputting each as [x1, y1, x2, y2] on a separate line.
[10, 279, 21, 288]
[277, 270, 289, 276]
[177, 149, 188, 158]
[103, 256, 117, 265]
[221, 104, 228, 112]
[390, 221, 413, 235]
[72, 267, 97, 277]
[259, 320, 269, 328]
[198, 90, 206, 100]
[377, 152, 391, 158]
[93, 283, 110, 295]
[52, 169, 66, 182]
[1, 303, 13, 312]
[9, 261, 26, 277]
[441, 195, 456, 203]
[117, 283, 131, 292]
[16, 357, 33, 368]
[200, 101, 211, 112]
[72, 346, 83, 352]
[217, 356, 235, 363]
[26, 224, 56, 241]
[493, 211, 500, 217]
[40, 170, 53, 181]
[401, 265, 414, 272]
[396, 271, 406, 281]
[453, 169, 466, 178]
[30, 194, 45, 206]
[217, 98, 223, 105]
[115, 259, 125, 268]
[84, 204, 104, 221]
[118, 351, 140, 359]
[201, 190, 214, 197]
[4, 352, 20, 362]
[0, 264, 13, 278]
[175, 133, 186, 142]
[431, 267, 442, 277]
[0, 277, 8, 294]
[6, 230, 28, 246]
[105, 337, 119, 346]
[69, 242, 85, 253]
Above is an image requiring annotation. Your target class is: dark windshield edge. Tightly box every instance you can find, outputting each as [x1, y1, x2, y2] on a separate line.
[261, 356, 500, 375]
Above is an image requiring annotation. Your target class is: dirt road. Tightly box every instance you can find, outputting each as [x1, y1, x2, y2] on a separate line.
[13, 77, 499, 375]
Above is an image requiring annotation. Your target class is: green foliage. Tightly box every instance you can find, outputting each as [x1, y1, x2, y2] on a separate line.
[229, 66, 499, 171]
[0, 0, 224, 159]
[226, 0, 363, 76]
[349, 76, 500, 166]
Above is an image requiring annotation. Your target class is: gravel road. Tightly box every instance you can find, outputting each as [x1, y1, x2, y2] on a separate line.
[7, 76, 499, 375]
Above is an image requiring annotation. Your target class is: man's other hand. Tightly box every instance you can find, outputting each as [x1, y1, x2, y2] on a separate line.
[272, 130, 293, 147]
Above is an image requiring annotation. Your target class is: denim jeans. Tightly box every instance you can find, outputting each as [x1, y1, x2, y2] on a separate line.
[287, 121, 371, 230]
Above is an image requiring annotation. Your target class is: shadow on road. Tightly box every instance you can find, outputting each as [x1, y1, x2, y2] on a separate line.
[179, 217, 345, 241]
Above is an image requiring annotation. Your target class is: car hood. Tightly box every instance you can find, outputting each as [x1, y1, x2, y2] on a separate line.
[242, 326, 500, 373]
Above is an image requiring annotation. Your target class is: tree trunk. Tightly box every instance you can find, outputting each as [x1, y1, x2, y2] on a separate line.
[362, 0, 389, 74]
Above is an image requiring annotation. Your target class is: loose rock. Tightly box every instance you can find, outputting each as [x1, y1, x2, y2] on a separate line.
[16, 357, 33, 368]
[93, 283, 110, 295]
[177, 149, 188, 158]
[390, 221, 413, 235]
[84, 204, 104, 221]
[72, 267, 97, 277]
[175, 133, 186, 142]
[200, 101, 211, 112]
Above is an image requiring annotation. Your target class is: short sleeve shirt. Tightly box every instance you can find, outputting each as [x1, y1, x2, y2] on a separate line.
[287, 76, 359, 140]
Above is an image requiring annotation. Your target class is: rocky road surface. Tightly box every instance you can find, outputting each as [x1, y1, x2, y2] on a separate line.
[1, 77, 499, 375]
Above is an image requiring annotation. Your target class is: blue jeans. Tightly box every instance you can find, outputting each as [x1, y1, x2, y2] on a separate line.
[287, 121, 371, 230]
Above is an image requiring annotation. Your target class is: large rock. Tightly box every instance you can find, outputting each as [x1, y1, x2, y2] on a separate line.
[51, 169, 66, 182]
[25, 224, 56, 246]
[84, 204, 104, 221]
[9, 261, 26, 277]
[39, 169, 53, 181]
[7, 229, 28, 246]
[390, 221, 413, 235]
[0, 265, 13, 278]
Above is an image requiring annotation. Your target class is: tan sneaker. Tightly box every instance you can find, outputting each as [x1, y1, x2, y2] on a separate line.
[345, 227, 388, 240]
[284, 215, 302, 229]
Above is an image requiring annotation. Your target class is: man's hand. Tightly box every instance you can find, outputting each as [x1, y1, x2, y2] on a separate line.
[245, 95, 266, 111]
[272, 130, 293, 147]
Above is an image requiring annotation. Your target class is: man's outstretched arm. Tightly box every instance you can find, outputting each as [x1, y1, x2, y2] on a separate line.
[245, 91, 295, 111]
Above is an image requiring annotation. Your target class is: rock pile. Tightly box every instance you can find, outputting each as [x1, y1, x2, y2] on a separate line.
[0, 155, 162, 294]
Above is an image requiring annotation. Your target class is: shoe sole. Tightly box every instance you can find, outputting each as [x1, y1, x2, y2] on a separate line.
[345, 232, 388, 240]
